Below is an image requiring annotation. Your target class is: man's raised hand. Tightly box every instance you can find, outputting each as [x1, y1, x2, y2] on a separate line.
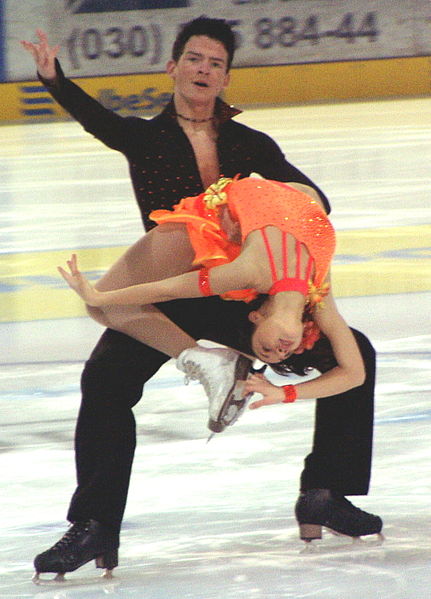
[21, 29, 59, 81]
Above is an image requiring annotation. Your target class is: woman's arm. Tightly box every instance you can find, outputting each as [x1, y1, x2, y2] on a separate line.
[302, 289, 366, 393]
[58, 252, 256, 307]
[246, 287, 366, 409]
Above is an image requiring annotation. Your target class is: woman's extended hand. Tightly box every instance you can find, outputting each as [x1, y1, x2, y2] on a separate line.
[246, 373, 286, 409]
[58, 254, 101, 306]
[20, 29, 59, 81]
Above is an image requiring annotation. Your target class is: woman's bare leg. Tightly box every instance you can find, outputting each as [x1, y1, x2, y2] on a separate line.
[87, 224, 198, 358]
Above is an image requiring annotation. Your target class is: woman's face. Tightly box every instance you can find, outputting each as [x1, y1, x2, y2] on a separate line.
[249, 312, 304, 363]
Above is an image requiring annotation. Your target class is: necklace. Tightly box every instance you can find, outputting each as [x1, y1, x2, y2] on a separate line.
[175, 113, 214, 123]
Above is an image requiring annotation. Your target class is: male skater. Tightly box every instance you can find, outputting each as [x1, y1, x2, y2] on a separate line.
[22, 17, 382, 579]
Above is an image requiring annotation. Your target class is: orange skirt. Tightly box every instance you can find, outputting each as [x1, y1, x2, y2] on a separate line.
[150, 193, 257, 302]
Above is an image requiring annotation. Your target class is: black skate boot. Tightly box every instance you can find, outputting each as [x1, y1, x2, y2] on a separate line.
[295, 489, 384, 544]
[33, 519, 119, 583]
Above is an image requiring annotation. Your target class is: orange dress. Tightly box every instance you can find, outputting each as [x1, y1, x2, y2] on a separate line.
[150, 176, 336, 304]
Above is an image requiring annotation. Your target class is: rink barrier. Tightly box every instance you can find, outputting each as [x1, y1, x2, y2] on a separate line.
[0, 54, 430, 122]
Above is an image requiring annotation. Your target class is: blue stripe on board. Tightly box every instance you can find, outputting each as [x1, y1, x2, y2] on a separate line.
[21, 97, 54, 105]
[376, 411, 431, 425]
[21, 85, 49, 93]
[0, 0, 5, 82]
[21, 108, 55, 116]
[1, 377, 180, 401]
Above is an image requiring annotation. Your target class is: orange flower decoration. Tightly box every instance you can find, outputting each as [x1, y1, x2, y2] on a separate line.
[307, 281, 330, 308]
[294, 320, 321, 354]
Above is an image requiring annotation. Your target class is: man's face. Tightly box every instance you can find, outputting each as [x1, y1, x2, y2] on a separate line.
[167, 35, 230, 105]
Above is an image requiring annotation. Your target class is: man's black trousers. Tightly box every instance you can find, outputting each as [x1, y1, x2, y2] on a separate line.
[67, 296, 375, 534]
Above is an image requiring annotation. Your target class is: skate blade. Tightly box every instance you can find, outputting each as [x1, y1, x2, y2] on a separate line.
[32, 570, 118, 587]
[101, 569, 115, 579]
[327, 528, 385, 545]
[300, 529, 385, 554]
[300, 542, 320, 554]
[32, 572, 66, 584]
[207, 388, 252, 433]
[207, 355, 254, 433]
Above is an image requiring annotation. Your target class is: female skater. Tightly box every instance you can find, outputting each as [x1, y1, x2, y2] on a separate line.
[59, 175, 365, 415]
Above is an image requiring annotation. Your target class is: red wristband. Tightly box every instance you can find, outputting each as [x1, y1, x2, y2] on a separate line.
[198, 268, 213, 297]
[282, 385, 297, 403]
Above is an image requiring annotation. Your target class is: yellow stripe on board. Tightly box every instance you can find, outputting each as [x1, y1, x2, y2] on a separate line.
[0, 247, 125, 323]
[2, 55, 430, 122]
[0, 225, 430, 323]
[332, 224, 431, 297]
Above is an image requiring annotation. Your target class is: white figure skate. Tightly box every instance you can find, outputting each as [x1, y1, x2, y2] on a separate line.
[177, 346, 253, 433]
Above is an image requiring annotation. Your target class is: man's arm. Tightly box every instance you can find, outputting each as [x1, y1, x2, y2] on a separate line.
[21, 30, 140, 153]
[249, 129, 331, 214]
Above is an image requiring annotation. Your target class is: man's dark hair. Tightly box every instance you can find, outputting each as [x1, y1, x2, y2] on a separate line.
[171, 17, 236, 71]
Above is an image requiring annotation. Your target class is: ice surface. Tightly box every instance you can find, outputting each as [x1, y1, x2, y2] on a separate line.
[1, 97, 430, 597]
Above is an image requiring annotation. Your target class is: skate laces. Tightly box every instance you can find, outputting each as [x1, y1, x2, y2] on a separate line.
[183, 361, 213, 397]
[336, 495, 370, 517]
[52, 521, 90, 550]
